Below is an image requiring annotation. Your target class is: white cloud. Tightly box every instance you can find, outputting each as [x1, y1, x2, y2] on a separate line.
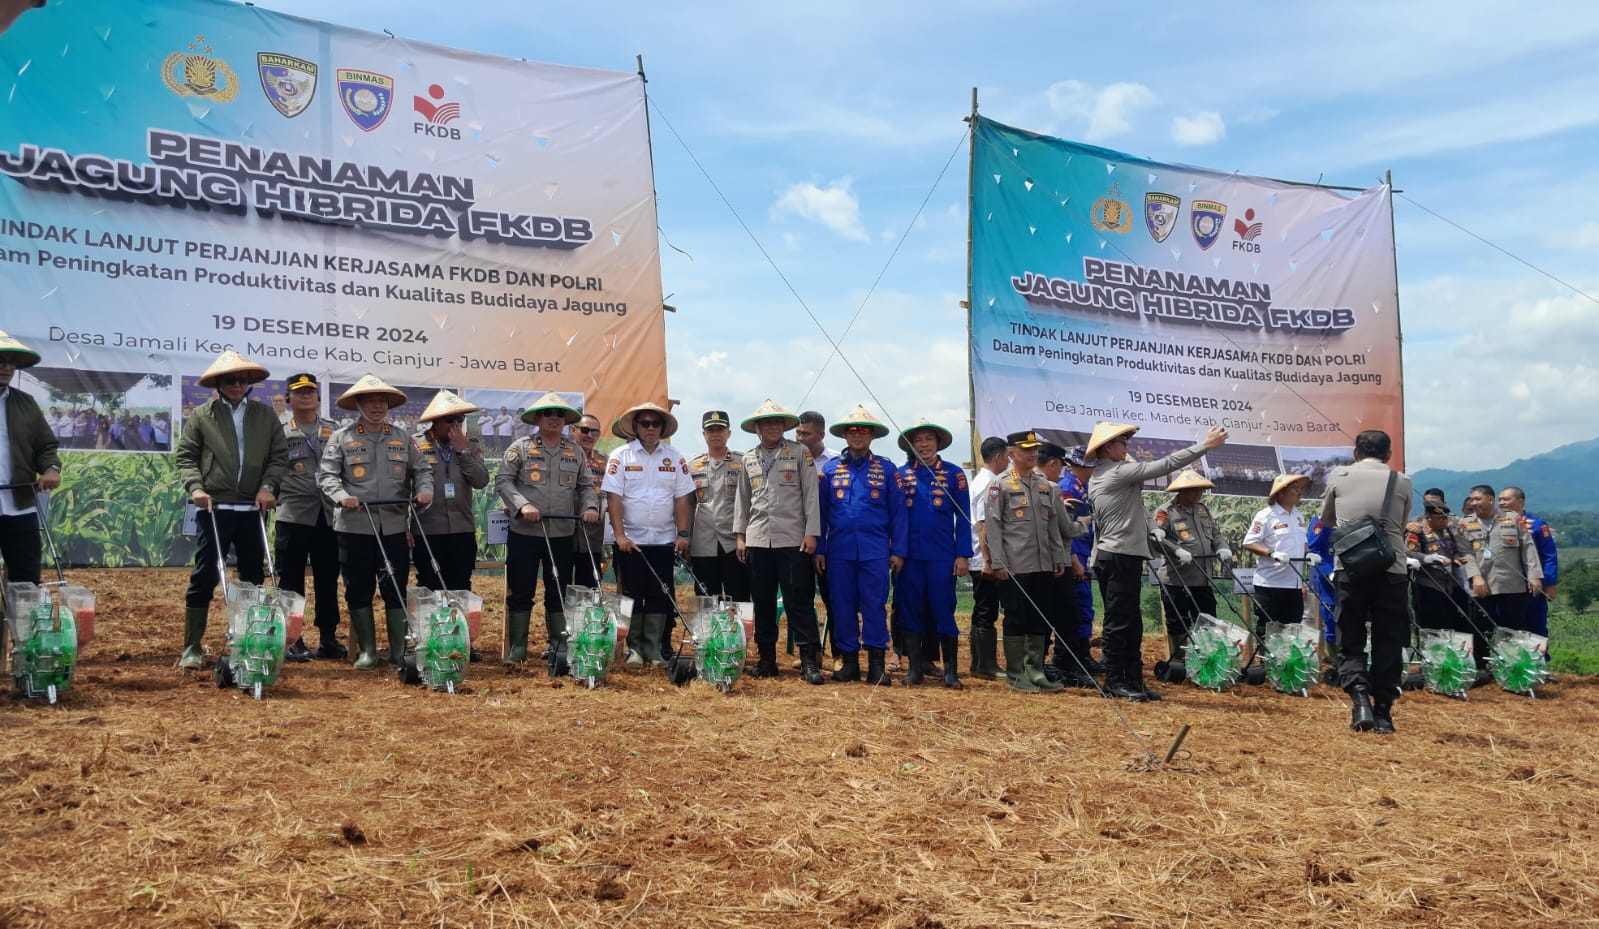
[771, 178, 870, 242]
[1044, 80, 1155, 141]
[1570, 223, 1599, 252]
[1170, 110, 1226, 145]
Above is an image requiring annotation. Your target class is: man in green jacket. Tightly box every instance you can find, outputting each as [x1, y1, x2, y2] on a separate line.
[0, 330, 62, 586]
[174, 350, 289, 669]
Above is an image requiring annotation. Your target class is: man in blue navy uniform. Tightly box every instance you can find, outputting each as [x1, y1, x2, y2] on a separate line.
[1498, 486, 1557, 639]
[816, 405, 906, 686]
[895, 418, 972, 689]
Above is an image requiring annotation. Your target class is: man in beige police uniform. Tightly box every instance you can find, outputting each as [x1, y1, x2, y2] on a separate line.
[1459, 484, 1542, 633]
[1086, 422, 1227, 701]
[318, 375, 433, 669]
[412, 390, 490, 651]
[570, 412, 610, 592]
[1152, 470, 1228, 675]
[734, 399, 824, 683]
[688, 410, 749, 602]
[275, 373, 341, 662]
[984, 430, 1072, 693]
[494, 392, 600, 667]
[176, 350, 289, 669]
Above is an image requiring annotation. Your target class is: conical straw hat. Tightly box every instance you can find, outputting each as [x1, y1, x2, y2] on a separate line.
[616, 400, 679, 438]
[1268, 473, 1311, 503]
[196, 349, 270, 388]
[611, 414, 633, 440]
[1167, 470, 1215, 492]
[1085, 421, 1138, 459]
[336, 373, 407, 410]
[0, 329, 42, 368]
[418, 389, 482, 423]
[520, 390, 580, 425]
[829, 404, 890, 440]
[897, 417, 953, 454]
[740, 398, 800, 434]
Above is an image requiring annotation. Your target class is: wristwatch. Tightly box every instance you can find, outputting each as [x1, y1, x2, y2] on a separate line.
[676, 530, 690, 538]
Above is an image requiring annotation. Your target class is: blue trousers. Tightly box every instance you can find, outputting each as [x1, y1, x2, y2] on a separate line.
[1076, 578, 1095, 641]
[897, 558, 959, 638]
[1527, 593, 1550, 638]
[828, 557, 890, 652]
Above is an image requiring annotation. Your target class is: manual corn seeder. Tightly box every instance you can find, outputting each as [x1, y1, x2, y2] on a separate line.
[212, 506, 304, 700]
[1489, 627, 1550, 697]
[563, 582, 631, 688]
[396, 505, 478, 692]
[2, 486, 94, 704]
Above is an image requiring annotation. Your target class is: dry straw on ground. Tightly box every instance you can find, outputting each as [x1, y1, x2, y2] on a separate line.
[2, 568, 1597, 928]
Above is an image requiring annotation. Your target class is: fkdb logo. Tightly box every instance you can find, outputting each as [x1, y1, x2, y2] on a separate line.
[412, 83, 463, 139]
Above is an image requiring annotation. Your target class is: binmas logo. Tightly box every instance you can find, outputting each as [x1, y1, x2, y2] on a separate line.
[413, 82, 463, 140]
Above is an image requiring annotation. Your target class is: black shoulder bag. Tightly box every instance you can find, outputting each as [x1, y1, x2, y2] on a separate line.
[1329, 469, 1398, 579]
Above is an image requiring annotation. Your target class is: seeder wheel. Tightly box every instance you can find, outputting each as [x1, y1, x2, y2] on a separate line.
[398, 655, 422, 686]
[214, 656, 235, 689]
[1244, 664, 1266, 686]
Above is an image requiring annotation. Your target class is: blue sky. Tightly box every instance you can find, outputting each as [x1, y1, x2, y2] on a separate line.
[252, 0, 1599, 472]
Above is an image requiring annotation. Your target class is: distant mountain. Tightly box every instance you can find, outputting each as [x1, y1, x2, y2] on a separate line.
[1410, 437, 1599, 515]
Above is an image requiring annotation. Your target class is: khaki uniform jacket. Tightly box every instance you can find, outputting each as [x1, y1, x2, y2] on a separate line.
[689, 449, 743, 557]
[318, 420, 433, 535]
[277, 417, 337, 526]
[411, 429, 489, 536]
[1087, 443, 1207, 562]
[575, 448, 608, 554]
[3, 388, 61, 510]
[983, 466, 1069, 575]
[1154, 501, 1224, 587]
[1405, 519, 1480, 591]
[494, 434, 597, 539]
[1458, 511, 1540, 595]
[1317, 458, 1414, 577]
[176, 397, 289, 502]
[733, 439, 819, 549]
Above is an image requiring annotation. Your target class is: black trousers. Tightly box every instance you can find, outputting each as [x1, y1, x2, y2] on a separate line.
[571, 542, 606, 591]
[748, 546, 818, 650]
[1094, 553, 1147, 674]
[276, 515, 340, 639]
[692, 546, 750, 601]
[1251, 585, 1304, 638]
[1415, 576, 1489, 668]
[1334, 573, 1410, 699]
[505, 531, 572, 615]
[816, 560, 835, 653]
[970, 572, 1002, 632]
[617, 545, 676, 615]
[1159, 583, 1216, 642]
[1483, 592, 1530, 633]
[1048, 571, 1086, 660]
[187, 509, 265, 608]
[337, 531, 409, 611]
[0, 512, 42, 585]
[1000, 570, 1053, 638]
[414, 530, 477, 592]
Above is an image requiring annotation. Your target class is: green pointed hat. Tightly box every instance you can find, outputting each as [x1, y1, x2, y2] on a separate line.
[740, 398, 800, 434]
[520, 391, 580, 425]
[829, 404, 890, 440]
[0, 329, 41, 368]
[897, 417, 953, 454]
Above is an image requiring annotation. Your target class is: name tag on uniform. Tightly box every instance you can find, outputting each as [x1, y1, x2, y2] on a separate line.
[444, 482, 456, 500]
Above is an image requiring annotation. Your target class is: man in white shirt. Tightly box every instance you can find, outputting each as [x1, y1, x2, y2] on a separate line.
[495, 406, 516, 454]
[966, 436, 1008, 679]
[603, 401, 696, 670]
[1242, 473, 1314, 640]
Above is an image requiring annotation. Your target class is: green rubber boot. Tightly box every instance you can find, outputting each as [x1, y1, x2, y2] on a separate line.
[350, 607, 379, 669]
[178, 606, 208, 669]
[969, 627, 1001, 680]
[1027, 636, 1064, 692]
[545, 611, 568, 676]
[1003, 634, 1039, 693]
[386, 609, 408, 666]
[504, 610, 532, 664]
[643, 613, 670, 669]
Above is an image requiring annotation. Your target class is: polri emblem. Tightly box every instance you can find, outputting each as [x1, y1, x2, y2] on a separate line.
[161, 35, 241, 102]
[1145, 192, 1181, 243]
[258, 53, 317, 118]
[1191, 200, 1227, 250]
[336, 68, 394, 132]
[1091, 184, 1133, 234]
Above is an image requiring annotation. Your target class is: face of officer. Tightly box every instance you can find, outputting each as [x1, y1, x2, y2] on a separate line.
[1467, 487, 1495, 516]
[1039, 457, 1064, 482]
[1425, 512, 1451, 533]
[574, 415, 601, 454]
[703, 424, 729, 455]
[1008, 445, 1038, 475]
[632, 414, 666, 452]
[216, 374, 251, 405]
[357, 395, 390, 423]
[1497, 488, 1524, 514]
[842, 425, 873, 456]
[795, 421, 825, 454]
[1174, 488, 1203, 507]
[910, 429, 940, 464]
[1100, 435, 1130, 462]
[1275, 483, 1303, 508]
[535, 409, 568, 441]
[756, 419, 785, 448]
[288, 385, 319, 420]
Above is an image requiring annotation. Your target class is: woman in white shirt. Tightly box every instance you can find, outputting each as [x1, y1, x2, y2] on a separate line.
[1242, 474, 1317, 638]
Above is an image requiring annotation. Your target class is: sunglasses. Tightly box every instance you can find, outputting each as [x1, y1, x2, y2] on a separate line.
[844, 426, 874, 436]
[634, 419, 664, 428]
[218, 375, 250, 386]
[539, 410, 567, 418]
[439, 415, 466, 424]
[575, 426, 600, 435]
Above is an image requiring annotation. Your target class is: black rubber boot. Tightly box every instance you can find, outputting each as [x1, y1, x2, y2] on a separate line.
[940, 636, 962, 690]
[969, 627, 1001, 680]
[902, 631, 925, 685]
[748, 643, 779, 678]
[865, 648, 892, 686]
[921, 630, 941, 674]
[799, 645, 825, 685]
[1372, 699, 1396, 735]
[832, 650, 861, 682]
[286, 638, 313, 663]
[1349, 685, 1376, 732]
[1106, 658, 1152, 701]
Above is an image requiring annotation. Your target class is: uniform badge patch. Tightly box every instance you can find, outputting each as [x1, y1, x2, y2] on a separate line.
[1191, 199, 1227, 250]
[258, 52, 317, 118]
[337, 69, 393, 131]
[351, 465, 366, 479]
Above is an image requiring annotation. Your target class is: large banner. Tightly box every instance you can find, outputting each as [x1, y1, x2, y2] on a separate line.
[0, 0, 664, 564]
[971, 117, 1402, 497]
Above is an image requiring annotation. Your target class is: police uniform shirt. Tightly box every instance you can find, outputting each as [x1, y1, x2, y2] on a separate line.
[576, 448, 608, 554]
[278, 416, 337, 526]
[688, 449, 743, 557]
[494, 434, 597, 539]
[1087, 442, 1208, 561]
[1406, 519, 1478, 589]
[412, 428, 489, 535]
[1154, 501, 1222, 587]
[733, 439, 820, 549]
[968, 466, 998, 571]
[899, 458, 973, 563]
[983, 466, 1068, 576]
[1459, 510, 1541, 595]
[601, 440, 697, 546]
[318, 420, 433, 535]
[1243, 502, 1305, 590]
[1317, 458, 1413, 578]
